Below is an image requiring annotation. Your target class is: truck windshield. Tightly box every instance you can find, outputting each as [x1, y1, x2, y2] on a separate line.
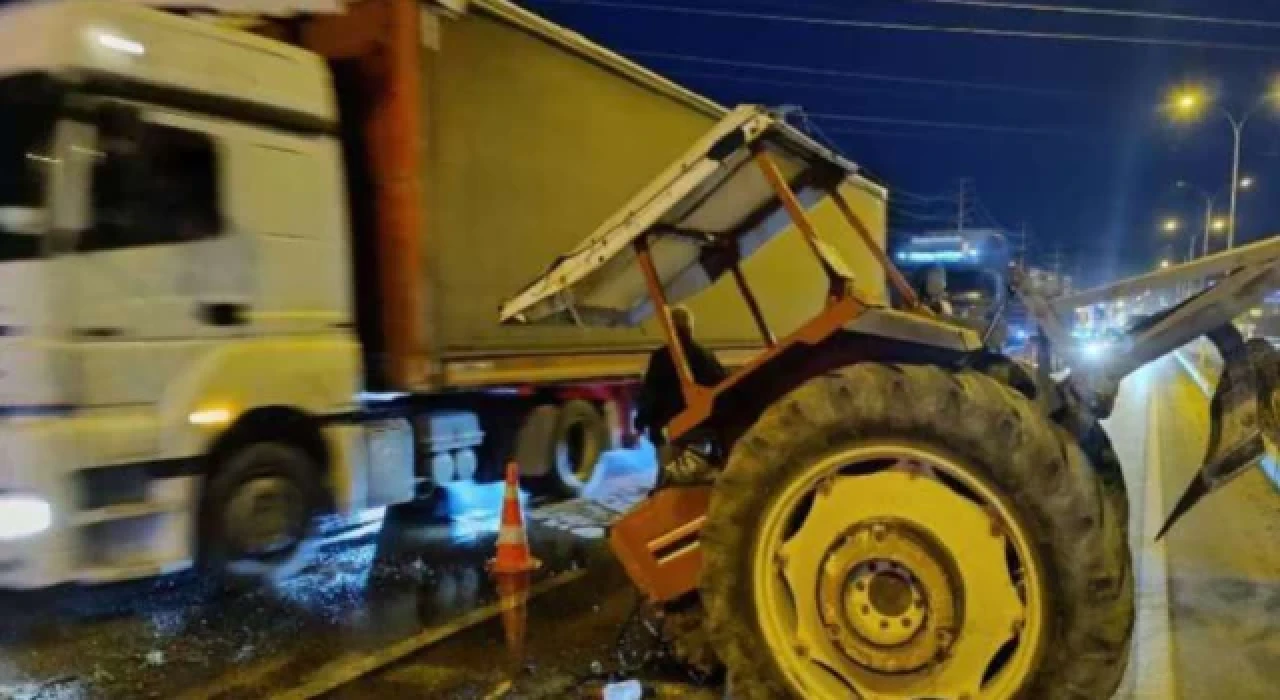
[0, 76, 56, 262]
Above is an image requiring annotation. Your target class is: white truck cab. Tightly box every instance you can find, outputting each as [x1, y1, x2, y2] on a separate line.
[0, 1, 397, 588]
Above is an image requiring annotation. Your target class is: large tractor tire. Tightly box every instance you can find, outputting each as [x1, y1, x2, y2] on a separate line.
[700, 363, 1133, 699]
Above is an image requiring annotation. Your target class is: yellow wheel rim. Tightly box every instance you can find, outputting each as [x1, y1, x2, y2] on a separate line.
[751, 441, 1047, 699]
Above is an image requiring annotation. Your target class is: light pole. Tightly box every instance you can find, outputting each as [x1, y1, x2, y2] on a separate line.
[1158, 217, 1197, 263]
[1174, 177, 1253, 257]
[1168, 85, 1276, 248]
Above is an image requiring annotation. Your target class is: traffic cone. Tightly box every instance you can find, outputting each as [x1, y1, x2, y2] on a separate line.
[489, 461, 541, 675]
[489, 461, 541, 575]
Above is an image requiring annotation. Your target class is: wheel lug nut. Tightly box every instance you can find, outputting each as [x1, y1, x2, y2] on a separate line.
[871, 523, 888, 542]
[936, 628, 954, 649]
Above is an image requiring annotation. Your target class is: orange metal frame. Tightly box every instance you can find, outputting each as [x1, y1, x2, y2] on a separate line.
[615, 147, 920, 603]
[634, 148, 911, 444]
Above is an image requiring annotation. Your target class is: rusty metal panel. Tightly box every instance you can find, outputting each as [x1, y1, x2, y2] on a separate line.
[608, 486, 712, 603]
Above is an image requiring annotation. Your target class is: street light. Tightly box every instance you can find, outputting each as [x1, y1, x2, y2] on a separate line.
[1161, 217, 1181, 233]
[1160, 259, 1172, 269]
[1168, 85, 1207, 120]
[1174, 177, 1255, 258]
[1164, 83, 1280, 248]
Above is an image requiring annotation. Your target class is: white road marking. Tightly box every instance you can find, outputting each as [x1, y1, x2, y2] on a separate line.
[1123, 370, 1178, 699]
[1174, 350, 1212, 395]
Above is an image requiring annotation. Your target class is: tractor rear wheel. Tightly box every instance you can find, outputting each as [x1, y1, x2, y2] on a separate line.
[700, 363, 1133, 699]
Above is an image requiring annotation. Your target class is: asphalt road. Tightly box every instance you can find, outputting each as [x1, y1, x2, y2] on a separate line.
[1153, 354, 1280, 699]
[0, 446, 683, 700]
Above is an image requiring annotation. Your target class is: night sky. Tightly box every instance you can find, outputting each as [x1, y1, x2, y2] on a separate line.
[520, 0, 1280, 287]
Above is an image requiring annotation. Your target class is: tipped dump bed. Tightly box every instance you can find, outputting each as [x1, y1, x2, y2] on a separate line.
[412, 1, 889, 382]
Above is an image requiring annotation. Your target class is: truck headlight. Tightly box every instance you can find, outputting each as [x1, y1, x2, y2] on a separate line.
[0, 493, 52, 540]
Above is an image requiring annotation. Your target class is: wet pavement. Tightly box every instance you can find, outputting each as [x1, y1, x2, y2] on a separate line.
[0, 446, 675, 700]
[4, 360, 1280, 699]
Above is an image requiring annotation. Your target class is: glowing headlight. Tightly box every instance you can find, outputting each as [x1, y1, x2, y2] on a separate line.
[0, 494, 53, 541]
[1082, 340, 1109, 361]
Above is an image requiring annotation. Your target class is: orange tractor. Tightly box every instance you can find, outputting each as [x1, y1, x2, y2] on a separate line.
[501, 106, 1280, 699]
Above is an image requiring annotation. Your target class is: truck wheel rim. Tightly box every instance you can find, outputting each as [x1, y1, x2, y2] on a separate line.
[226, 477, 306, 557]
[751, 442, 1046, 699]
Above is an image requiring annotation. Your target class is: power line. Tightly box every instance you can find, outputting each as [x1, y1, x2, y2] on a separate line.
[820, 125, 1055, 141]
[627, 49, 1090, 99]
[810, 111, 1089, 137]
[894, 188, 961, 203]
[543, 0, 1280, 53]
[892, 0, 1280, 31]
[889, 207, 960, 222]
[662, 68, 991, 101]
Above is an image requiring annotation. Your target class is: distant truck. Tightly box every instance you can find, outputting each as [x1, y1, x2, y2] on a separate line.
[0, 0, 890, 588]
[892, 229, 1012, 344]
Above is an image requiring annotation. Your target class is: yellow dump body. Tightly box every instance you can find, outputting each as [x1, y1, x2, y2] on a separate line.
[315, 0, 890, 389]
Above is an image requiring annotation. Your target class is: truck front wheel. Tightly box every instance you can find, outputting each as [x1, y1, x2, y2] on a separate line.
[700, 363, 1133, 699]
[200, 442, 324, 588]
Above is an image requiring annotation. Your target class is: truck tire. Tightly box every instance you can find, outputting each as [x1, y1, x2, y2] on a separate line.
[514, 404, 560, 480]
[700, 363, 1133, 700]
[200, 442, 324, 589]
[549, 399, 611, 497]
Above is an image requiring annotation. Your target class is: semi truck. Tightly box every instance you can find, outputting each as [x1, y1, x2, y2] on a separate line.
[0, 0, 891, 588]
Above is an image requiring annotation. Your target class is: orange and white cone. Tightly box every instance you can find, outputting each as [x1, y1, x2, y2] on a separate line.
[489, 461, 541, 670]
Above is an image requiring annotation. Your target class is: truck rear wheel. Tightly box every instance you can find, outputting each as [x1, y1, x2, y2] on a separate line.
[700, 363, 1132, 699]
[200, 442, 324, 588]
[550, 399, 610, 497]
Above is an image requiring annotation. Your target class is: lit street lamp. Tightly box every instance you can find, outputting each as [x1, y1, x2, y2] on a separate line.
[1174, 177, 1254, 258]
[1167, 84, 1279, 248]
[1158, 216, 1199, 263]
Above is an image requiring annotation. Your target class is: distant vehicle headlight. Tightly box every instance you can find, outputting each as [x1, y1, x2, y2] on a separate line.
[0, 493, 53, 541]
[1081, 339, 1109, 362]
